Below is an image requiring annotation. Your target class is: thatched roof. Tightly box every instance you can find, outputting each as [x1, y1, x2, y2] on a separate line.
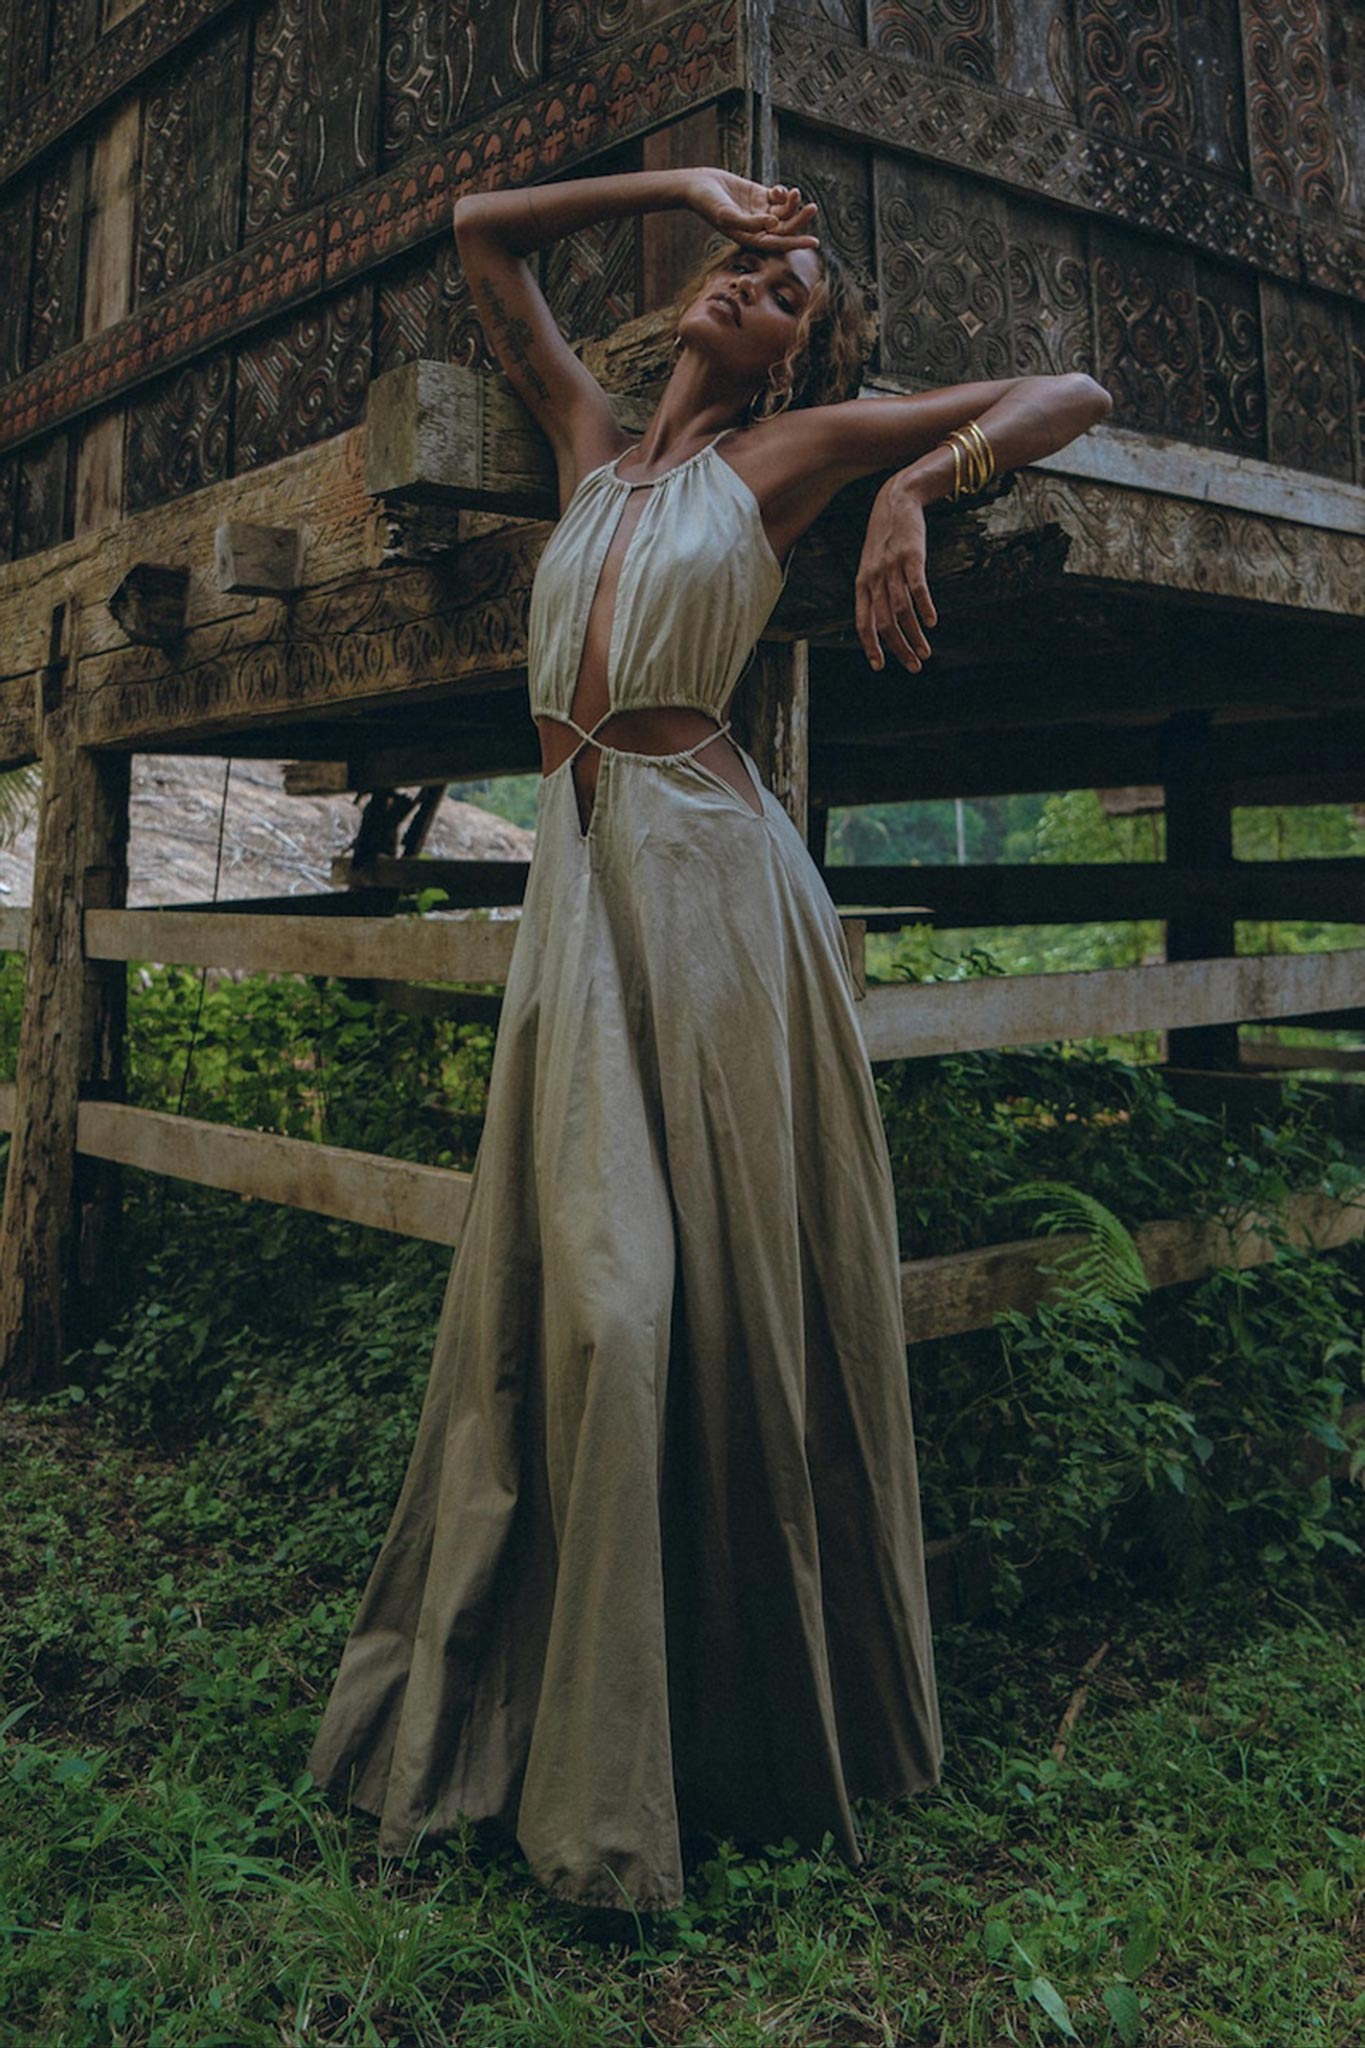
[0, 755, 534, 909]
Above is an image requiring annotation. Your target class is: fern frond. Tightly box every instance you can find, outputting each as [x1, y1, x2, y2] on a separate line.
[1008, 1177, 1151, 1307]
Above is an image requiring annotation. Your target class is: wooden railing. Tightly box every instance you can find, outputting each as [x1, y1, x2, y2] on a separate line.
[3, 907, 1363, 1345]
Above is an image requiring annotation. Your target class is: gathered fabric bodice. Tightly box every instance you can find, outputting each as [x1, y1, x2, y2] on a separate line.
[526, 429, 792, 725]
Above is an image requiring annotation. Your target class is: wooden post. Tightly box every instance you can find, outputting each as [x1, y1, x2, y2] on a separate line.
[731, 638, 810, 841]
[0, 601, 130, 1395]
[1161, 709, 1240, 1070]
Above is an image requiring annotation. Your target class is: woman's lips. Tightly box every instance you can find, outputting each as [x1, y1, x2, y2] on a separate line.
[709, 298, 741, 326]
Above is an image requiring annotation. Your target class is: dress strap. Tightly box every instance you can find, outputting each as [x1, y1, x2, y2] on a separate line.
[678, 718, 732, 759]
[555, 711, 616, 764]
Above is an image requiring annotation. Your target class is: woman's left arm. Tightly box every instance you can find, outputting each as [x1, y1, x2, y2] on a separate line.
[851, 372, 1112, 674]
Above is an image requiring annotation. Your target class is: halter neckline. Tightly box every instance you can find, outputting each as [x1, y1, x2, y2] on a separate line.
[609, 429, 736, 488]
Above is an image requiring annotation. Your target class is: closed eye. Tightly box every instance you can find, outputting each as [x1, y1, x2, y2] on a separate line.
[731, 256, 798, 314]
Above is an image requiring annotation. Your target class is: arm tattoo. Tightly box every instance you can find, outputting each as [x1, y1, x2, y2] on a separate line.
[479, 273, 551, 403]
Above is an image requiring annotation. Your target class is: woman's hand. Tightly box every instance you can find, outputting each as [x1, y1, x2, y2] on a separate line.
[856, 479, 936, 674]
[684, 170, 819, 252]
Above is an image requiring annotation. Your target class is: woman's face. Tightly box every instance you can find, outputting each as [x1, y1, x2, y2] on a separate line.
[678, 245, 823, 379]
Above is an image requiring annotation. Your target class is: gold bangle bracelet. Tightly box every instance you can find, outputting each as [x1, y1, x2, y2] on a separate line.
[961, 417, 995, 485]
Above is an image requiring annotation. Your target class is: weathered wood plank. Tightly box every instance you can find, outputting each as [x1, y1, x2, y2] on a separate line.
[85, 908, 521, 983]
[861, 948, 1365, 1062]
[73, 1100, 475, 1246]
[900, 1190, 1365, 1342]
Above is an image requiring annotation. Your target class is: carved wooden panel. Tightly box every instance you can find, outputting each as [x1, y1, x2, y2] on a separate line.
[874, 157, 1012, 382]
[1327, 5, 1365, 219]
[869, 0, 993, 83]
[48, 0, 98, 80]
[1352, 307, 1365, 482]
[1007, 197, 1093, 377]
[776, 121, 875, 300]
[0, 185, 34, 381]
[996, 0, 1072, 110]
[12, 0, 49, 105]
[0, 4, 14, 125]
[546, 0, 633, 78]
[382, 0, 541, 164]
[28, 151, 85, 370]
[234, 284, 374, 468]
[135, 18, 247, 306]
[377, 242, 494, 375]
[1262, 279, 1353, 479]
[14, 433, 67, 558]
[125, 353, 234, 513]
[245, 0, 380, 239]
[542, 211, 640, 345]
[1242, 0, 1335, 214]
[1179, 0, 1249, 181]
[1092, 226, 1202, 437]
[778, 0, 865, 48]
[1194, 259, 1265, 458]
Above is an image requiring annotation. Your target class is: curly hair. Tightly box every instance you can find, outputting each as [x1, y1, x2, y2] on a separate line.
[668, 234, 878, 421]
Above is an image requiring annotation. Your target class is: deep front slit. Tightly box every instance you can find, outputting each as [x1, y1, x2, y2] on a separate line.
[535, 439, 765, 835]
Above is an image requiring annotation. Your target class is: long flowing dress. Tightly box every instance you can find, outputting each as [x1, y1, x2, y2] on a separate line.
[304, 425, 944, 1912]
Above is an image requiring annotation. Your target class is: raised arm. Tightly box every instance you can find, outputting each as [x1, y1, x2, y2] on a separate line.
[452, 168, 821, 509]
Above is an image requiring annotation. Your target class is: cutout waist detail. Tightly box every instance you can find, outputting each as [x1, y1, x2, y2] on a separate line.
[535, 705, 735, 779]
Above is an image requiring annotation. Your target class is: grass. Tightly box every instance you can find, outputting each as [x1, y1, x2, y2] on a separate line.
[2, 1388, 1364, 2046]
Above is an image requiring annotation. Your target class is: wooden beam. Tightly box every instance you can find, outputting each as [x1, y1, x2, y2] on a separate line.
[214, 523, 306, 597]
[730, 638, 810, 839]
[859, 947, 1365, 1062]
[900, 1188, 1365, 1344]
[0, 601, 131, 1395]
[107, 563, 190, 648]
[2, 1091, 1358, 1340]
[820, 860, 1365, 926]
[84, 907, 521, 983]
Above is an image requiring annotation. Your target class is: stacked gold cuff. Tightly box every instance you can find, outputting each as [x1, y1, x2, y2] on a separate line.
[943, 417, 997, 501]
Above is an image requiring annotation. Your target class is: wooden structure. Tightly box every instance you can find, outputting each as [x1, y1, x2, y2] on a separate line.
[1, 0, 1364, 1394]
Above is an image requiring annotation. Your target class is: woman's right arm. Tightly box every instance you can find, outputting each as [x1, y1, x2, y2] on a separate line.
[453, 169, 817, 503]
[452, 170, 699, 496]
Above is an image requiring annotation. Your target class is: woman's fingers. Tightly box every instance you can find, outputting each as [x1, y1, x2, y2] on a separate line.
[857, 571, 934, 672]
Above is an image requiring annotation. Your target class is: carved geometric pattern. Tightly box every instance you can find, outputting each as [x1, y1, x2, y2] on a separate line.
[1077, 0, 1206, 165]
[542, 210, 639, 345]
[0, 4, 742, 455]
[869, 0, 993, 85]
[770, 19, 1306, 284]
[1092, 227, 1201, 437]
[1007, 198, 1093, 377]
[1194, 261, 1265, 457]
[780, 0, 867, 51]
[135, 17, 247, 306]
[0, 0, 238, 185]
[776, 119, 875, 296]
[376, 241, 501, 374]
[990, 470, 1365, 619]
[27, 151, 84, 371]
[233, 284, 374, 469]
[1242, 0, 1335, 214]
[14, 432, 67, 558]
[382, 0, 541, 164]
[245, 0, 380, 239]
[0, 185, 34, 381]
[1353, 306, 1365, 483]
[545, 0, 633, 78]
[1261, 279, 1353, 479]
[875, 158, 1012, 382]
[125, 352, 233, 513]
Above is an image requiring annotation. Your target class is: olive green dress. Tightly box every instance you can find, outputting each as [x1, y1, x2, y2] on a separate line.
[304, 427, 944, 1912]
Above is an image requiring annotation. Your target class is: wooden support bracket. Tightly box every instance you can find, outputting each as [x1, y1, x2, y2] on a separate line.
[107, 562, 190, 648]
[214, 521, 305, 596]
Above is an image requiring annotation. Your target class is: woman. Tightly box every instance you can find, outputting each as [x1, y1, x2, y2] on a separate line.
[305, 165, 1112, 1914]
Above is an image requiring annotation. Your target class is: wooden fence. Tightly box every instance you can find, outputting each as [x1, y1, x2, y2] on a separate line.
[2, 904, 1362, 1348]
